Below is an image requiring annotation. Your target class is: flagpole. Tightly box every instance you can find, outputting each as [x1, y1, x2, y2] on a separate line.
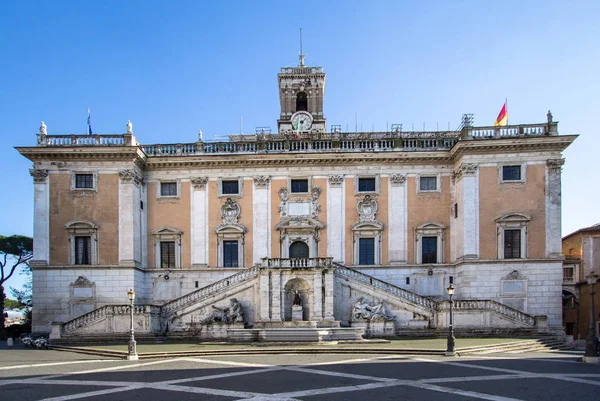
[505, 98, 508, 125]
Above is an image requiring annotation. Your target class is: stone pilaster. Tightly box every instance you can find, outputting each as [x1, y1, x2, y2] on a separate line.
[118, 169, 142, 266]
[191, 177, 208, 266]
[323, 270, 335, 321]
[271, 270, 282, 321]
[327, 175, 345, 262]
[253, 176, 270, 264]
[388, 174, 407, 264]
[455, 163, 479, 259]
[546, 159, 565, 258]
[312, 272, 323, 321]
[30, 169, 49, 266]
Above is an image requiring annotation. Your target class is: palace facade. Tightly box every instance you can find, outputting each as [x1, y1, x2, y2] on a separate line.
[18, 57, 576, 339]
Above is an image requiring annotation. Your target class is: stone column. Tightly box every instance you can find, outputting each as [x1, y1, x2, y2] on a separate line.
[312, 272, 323, 321]
[30, 169, 49, 266]
[323, 270, 335, 321]
[388, 174, 407, 264]
[271, 270, 282, 321]
[259, 272, 270, 321]
[191, 177, 208, 267]
[456, 163, 479, 259]
[546, 159, 565, 258]
[327, 175, 345, 263]
[253, 176, 270, 264]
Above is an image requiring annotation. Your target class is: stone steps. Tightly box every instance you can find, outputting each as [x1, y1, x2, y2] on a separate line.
[458, 338, 571, 355]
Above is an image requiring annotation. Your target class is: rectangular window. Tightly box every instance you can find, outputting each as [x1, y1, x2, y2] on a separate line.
[75, 236, 92, 265]
[504, 229, 521, 259]
[358, 177, 376, 192]
[420, 177, 437, 191]
[358, 238, 375, 265]
[75, 174, 94, 189]
[223, 240, 239, 267]
[421, 236, 437, 264]
[563, 267, 574, 281]
[454, 203, 458, 218]
[160, 182, 177, 197]
[406, 277, 410, 285]
[160, 241, 176, 268]
[291, 179, 309, 193]
[449, 275, 454, 284]
[502, 165, 521, 181]
[222, 180, 239, 195]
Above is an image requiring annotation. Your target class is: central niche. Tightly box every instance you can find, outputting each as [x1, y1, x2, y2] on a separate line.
[289, 241, 309, 259]
[283, 277, 310, 321]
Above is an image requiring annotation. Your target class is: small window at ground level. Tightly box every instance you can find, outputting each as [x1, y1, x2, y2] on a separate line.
[420, 177, 437, 191]
[358, 177, 376, 192]
[222, 180, 239, 195]
[160, 241, 176, 268]
[223, 240, 239, 267]
[504, 229, 521, 259]
[75, 174, 94, 189]
[421, 236, 437, 264]
[406, 277, 410, 285]
[75, 236, 92, 265]
[563, 267, 574, 280]
[160, 182, 177, 197]
[291, 179, 309, 193]
[502, 165, 521, 181]
[358, 238, 375, 265]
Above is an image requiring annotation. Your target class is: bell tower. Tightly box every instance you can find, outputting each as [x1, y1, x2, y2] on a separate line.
[277, 38, 326, 133]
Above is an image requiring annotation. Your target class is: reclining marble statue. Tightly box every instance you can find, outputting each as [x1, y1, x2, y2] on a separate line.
[351, 297, 395, 321]
[203, 298, 245, 324]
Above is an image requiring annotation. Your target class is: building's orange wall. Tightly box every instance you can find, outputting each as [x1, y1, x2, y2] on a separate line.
[49, 173, 119, 265]
[146, 181, 191, 268]
[562, 233, 582, 258]
[478, 165, 546, 259]
[406, 175, 452, 263]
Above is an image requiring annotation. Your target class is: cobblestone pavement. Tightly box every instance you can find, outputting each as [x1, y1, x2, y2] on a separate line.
[0, 347, 599, 400]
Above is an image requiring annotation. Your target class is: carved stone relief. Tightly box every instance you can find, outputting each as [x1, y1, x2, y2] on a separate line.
[328, 175, 344, 187]
[253, 175, 270, 189]
[29, 169, 48, 184]
[453, 163, 478, 180]
[221, 198, 241, 224]
[546, 158, 565, 172]
[190, 176, 208, 190]
[118, 169, 143, 186]
[390, 174, 406, 186]
[357, 195, 378, 222]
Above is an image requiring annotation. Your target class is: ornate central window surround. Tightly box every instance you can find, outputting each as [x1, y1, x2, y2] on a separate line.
[414, 222, 446, 264]
[152, 226, 183, 268]
[495, 213, 530, 259]
[65, 220, 99, 265]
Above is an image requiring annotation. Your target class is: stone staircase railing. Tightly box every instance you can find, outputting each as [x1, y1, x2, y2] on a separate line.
[63, 304, 160, 334]
[160, 265, 261, 316]
[449, 299, 536, 326]
[333, 263, 437, 310]
[262, 257, 333, 269]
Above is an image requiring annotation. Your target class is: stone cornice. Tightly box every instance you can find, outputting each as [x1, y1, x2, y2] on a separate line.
[450, 135, 577, 159]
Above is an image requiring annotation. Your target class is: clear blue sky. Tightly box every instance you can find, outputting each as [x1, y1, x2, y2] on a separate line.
[1, 1, 599, 292]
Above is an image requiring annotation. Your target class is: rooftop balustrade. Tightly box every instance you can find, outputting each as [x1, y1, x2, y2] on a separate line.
[32, 121, 558, 157]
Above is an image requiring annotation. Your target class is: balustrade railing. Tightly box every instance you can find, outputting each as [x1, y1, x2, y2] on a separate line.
[261, 257, 333, 269]
[63, 304, 160, 333]
[333, 263, 437, 310]
[468, 123, 551, 139]
[451, 299, 535, 326]
[160, 265, 261, 316]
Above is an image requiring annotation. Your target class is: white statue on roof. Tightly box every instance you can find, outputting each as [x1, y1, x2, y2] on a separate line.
[126, 120, 133, 134]
[39, 121, 47, 135]
[198, 129, 203, 141]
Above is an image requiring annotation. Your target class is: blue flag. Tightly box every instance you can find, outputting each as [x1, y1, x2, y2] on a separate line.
[87, 108, 93, 135]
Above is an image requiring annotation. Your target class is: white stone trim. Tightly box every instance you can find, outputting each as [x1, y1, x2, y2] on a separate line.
[415, 222, 446, 264]
[218, 177, 244, 198]
[156, 179, 181, 199]
[65, 220, 99, 265]
[216, 226, 245, 267]
[253, 176, 270, 263]
[498, 163, 527, 184]
[352, 221, 383, 266]
[496, 213, 530, 259]
[70, 170, 98, 192]
[416, 173, 441, 193]
[191, 177, 208, 267]
[354, 174, 380, 195]
[327, 176, 345, 262]
[152, 226, 183, 268]
[462, 166, 479, 259]
[545, 159, 564, 258]
[388, 176, 407, 264]
[31, 170, 50, 264]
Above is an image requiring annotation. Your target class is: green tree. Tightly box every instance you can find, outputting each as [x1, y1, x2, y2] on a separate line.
[3, 298, 24, 310]
[0, 235, 33, 330]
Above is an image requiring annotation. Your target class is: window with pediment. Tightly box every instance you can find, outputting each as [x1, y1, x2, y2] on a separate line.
[65, 220, 99, 265]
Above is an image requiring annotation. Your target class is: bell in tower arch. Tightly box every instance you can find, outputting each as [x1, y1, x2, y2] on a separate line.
[296, 91, 308, 112]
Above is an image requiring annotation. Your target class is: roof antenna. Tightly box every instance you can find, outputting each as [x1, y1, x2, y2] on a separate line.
[299, 28, 306, 67]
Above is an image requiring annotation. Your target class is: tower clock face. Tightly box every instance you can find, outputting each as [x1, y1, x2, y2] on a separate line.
[291, 111, 313, 131]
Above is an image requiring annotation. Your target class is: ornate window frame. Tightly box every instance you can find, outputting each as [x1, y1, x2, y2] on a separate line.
[215, 198, 246, 267]
[156, 179, 181, 199]
[70, 171, 98, 192]
[498, 163, 527, 184]
[416, 173, 441, 193]
[496, 213, 530, 259]
[218, 177, 244, 198]
[415, 222, 446, 264]
[152, 226, 183, 268]
[352, 221, 383, 265]
[65, 220, 99, 265]
[354, 174, 380, 195]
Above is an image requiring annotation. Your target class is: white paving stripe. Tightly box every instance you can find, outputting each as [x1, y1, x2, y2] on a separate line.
[161, 367, 283, 385]
[407, 382, 525, 401]
[421, 374, 537, 384]
[273, 380, 411, 398]
[410, 357, 533, 375]
[550, 376, 600, 386]
[181, 357, 274, 368]
[284, 366, 395, 382]
[37, 385, 143, 401]
[0, 359, 116, 371]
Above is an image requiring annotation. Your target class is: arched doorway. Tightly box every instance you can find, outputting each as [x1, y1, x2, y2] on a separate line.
[283, 277, 310, 321]
[289, 241, 309, 259]
[296, 91, 307, 111]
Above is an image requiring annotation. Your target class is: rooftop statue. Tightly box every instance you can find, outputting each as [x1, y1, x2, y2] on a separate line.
[39, 121, 47, 135]
[126, 120, 133, 134]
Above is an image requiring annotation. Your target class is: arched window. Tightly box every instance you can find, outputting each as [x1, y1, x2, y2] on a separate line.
[296, 91, 308, 111]
[289, 241, 309, 259]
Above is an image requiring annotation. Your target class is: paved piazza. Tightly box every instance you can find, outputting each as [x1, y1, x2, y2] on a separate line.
[1, 348, 599, 400]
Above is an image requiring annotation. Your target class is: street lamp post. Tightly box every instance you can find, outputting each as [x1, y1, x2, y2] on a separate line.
[127, 288, 138, 361]
[583, 274, 599, 363]
[445, 284, 456, 357]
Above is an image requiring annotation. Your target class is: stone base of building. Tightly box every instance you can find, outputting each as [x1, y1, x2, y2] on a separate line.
[227, 327, 365, 342]
[351, 320, 396, 338]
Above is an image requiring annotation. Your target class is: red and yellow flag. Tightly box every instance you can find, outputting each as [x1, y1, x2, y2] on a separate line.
[494, 102, 508, 126]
